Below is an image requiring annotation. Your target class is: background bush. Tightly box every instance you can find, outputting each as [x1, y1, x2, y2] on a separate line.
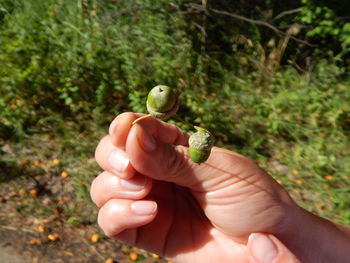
[0, 0, 349, 225]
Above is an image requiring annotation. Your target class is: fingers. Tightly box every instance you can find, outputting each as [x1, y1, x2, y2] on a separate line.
[97, 112, 192, 183]
[126, 123, 201, 186]
[247, 233, 300, 263]
[125, 123, 264, 190]
[98, 112, 269, 192]
[105, 113, 253, 189]
[98, 199, 157, 238]
[96, 112, 190, 180]
[95, 135, 136, 179]
[109, 112, 189, 147]
[90, 171, 152, 207]
[108, 113, 144, 147]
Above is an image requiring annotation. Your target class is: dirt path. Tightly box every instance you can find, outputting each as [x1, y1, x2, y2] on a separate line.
[0, 242, 28, 263]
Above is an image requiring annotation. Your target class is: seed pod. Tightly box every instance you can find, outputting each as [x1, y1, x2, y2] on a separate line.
[146, 85, 179, 120]
[189, 126, 214, 164]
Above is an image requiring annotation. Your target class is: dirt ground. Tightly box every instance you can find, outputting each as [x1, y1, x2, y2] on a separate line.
[0, 237, 27, 263]
[0, 142, 168, 263]
[0, 186, 168, 263]
[0, 226, 132, 263]
[0, 209, 167, 263]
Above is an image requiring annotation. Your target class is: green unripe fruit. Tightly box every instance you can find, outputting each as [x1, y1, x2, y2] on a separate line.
[188, 148, 211, 164]
[189, 126, 214, 164]
[146, 85, 179, 120]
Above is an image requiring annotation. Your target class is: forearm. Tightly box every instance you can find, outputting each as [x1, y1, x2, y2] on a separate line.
[277, 205, 350, 262]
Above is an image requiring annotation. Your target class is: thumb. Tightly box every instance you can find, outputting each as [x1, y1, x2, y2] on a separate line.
[126, 123, 199, 187]
[125, 123, 220, 190]
[126, 121, 257, 192]
[247, 233, 300, 263]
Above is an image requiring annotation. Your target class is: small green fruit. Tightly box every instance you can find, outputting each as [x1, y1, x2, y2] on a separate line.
[189, 147, 211, 164]
[146, 85, 179, 120]
[189, 126, 214, 164]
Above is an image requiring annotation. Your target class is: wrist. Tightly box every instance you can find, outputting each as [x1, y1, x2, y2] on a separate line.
[275, 202, 350, 262]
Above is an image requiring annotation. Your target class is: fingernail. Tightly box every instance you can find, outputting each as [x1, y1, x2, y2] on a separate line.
[120, 176, 146, 191]
[137, 125, 156, 152]
[249, 233, 278, 263]
[108, 149, 130, 173]
[131, 201, 157, 215]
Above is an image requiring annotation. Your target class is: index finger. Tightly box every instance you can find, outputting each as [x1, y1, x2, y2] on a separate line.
[109, 112, 189, 148]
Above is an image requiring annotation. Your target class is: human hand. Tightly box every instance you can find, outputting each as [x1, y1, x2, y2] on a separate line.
[92, 112, 300, 262]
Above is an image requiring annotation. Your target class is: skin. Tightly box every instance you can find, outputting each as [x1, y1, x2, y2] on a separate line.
[92, 112, 350, 263]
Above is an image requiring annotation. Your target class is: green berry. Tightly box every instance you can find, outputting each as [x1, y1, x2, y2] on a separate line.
[189, 126, 214, 164]
[189, 147, 211, 164]
[146, 85, 179, 120]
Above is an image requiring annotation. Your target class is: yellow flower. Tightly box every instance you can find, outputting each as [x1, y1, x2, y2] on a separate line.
[48, 233, 59, 241]
[105, 258, 114, 263]
[129, 252, 138, 261]
[52, 159, 61, 166]
[295, 179, 303, 185]
[29, 238, 41, 245]
[38, 225, 46, 233]
[61, 171, 69, 178]
[324, 175, 333, 180]
[30, 189, 39, 197]
[150, 253, 159, 258]
[18, 188, 26, 196]
[91, 234, 100, 243]
[315, 204, 324, 210]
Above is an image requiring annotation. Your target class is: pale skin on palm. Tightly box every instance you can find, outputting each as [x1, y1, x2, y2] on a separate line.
[91, 112, 350, 263]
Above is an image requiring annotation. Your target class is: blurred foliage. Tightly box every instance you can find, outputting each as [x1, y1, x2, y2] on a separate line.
[0, 0, 194, 136]
[296, 0, 350, 59]
[0, 0, 349, 226]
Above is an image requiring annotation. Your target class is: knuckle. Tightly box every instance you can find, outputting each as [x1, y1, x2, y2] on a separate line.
[166, 146, 190, 178]
[97, 200, 125, 237]
[94, 135, 110, 162]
